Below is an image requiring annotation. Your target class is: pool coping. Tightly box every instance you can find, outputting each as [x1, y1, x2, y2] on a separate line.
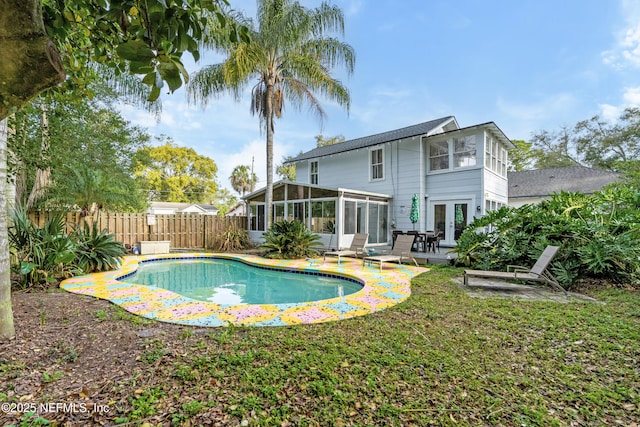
[60, 253, 428, 327]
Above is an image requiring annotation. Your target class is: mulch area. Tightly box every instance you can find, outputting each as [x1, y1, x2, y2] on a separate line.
[1, 289, 194, 425]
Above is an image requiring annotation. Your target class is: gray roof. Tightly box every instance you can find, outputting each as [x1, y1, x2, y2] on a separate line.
[289, 116, 456, 162]
[149, 202, 218, 211]
[508, 166, 621, 198]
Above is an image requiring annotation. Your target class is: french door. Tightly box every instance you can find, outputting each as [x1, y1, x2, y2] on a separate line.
[430, 200, 471, 246]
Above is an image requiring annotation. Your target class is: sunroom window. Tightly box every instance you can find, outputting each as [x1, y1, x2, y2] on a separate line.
[249, 204, 265, 231]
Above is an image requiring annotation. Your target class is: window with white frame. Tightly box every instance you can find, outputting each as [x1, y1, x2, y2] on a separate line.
[429, 140, 449, 171]
[370, 148, 384, 180]
[485, 199, 506, 213]
[485, 135, 507, 177]
[309, 161, 318, 184]
[249, 204, 265, 231]
[453, 135, 476, 168]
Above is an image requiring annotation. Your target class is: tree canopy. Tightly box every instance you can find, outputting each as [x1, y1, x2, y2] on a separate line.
[0, 0, 249, 118]
[133, 139, 219, 203]
[8, 84, 150, 212]
[524, 107, 640, 174]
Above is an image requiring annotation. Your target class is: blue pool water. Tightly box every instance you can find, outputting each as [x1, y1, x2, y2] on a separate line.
[118, 259, 362, 305]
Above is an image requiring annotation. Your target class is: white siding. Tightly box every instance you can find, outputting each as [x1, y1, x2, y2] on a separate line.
[289, 123, 512, 244]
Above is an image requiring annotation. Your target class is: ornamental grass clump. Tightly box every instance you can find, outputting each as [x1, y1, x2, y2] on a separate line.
[211, 224, 251, 252]
[260, 219, 322, 259]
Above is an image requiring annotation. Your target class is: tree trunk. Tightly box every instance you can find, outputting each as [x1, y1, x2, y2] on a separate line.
[6, 116, 25, 206]
[26, 102, 51, 209]
[0, 0, 66, 121]
[0, 0, 65, 339]
[265, 85, 275, 230]
[0, 119, 15, 339]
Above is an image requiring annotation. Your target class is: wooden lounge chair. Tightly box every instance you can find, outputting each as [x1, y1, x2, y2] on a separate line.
[463, 245, 566, 295]
[363, 234, 418, 271]
[323, 233, 368, 263]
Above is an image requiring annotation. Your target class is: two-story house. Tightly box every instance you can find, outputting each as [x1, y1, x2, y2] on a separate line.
[244, 116, 513, 249]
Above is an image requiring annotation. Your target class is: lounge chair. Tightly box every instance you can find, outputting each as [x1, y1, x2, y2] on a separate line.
[323, 233, 368, 263]
[363, 234, 418, 271]
[463, 245, 566, 295]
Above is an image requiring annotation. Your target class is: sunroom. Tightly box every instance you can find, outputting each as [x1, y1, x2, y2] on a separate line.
[243, 180, 392, 250]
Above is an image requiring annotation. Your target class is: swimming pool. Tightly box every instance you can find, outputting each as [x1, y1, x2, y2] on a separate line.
[60, 253, 427, 327]
[117, 258, 363, 305]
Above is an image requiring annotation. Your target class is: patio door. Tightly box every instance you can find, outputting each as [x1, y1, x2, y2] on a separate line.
[430, 200, 471, 246]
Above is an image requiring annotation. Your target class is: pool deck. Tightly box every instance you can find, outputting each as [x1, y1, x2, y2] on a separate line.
[60, 253, 428, 327]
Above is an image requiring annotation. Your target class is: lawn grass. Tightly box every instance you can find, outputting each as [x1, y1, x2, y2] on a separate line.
[4, 266, 640, 426]
[135, 266, 639, 425]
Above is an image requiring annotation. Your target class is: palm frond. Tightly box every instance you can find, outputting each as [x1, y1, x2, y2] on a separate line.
[187, 63, 229, 105]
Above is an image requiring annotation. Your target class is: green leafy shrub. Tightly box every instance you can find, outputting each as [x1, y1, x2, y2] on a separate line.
[71, 221, 127, 273]
[211, 224, 251, 252]
[260, 219, 321, 259]
[9, 208, 76, 288]
[8, 206, 126, 288]
[452, 188, 640, 289]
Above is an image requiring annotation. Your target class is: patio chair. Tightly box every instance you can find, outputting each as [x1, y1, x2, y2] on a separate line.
[391, 230, 404, 248]
[463, 245, 566, 295]
[406, 230, 425, 252]
[425, 231, 441, 253]
[323, 233, 369, 263]
[363, 234, 418, 271]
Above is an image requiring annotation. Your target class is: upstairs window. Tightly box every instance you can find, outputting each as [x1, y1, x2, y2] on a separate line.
[310, 161, 318, 184]
[371, 148, 384, 180]
[454, 135, 476, 168]
[485, 135, 507, 177]
[429, 140, 450, 171]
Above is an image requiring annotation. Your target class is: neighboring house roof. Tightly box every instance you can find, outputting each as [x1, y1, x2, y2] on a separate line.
[289, 116, 458, 162]
[508, 166, 621, 199]
[148, 202, 219, 214]
[226, 202, 246, 216]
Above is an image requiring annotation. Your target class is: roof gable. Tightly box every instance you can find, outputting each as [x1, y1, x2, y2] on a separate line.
[290, 116, 457, 162]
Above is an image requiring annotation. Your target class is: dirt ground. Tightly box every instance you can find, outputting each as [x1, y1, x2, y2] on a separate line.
[0, 289, 195, 426]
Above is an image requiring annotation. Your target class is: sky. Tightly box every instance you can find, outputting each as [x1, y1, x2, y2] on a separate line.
[119, 0, 640, 194]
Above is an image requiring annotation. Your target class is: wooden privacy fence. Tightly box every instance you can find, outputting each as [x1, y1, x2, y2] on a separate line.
[27, 212, 248, 250]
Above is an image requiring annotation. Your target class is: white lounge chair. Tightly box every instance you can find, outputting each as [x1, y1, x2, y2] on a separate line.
[363, 234, 418, 271]
[323, 233, 368, 263]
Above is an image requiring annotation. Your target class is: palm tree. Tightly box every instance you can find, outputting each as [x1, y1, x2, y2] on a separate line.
[188, 0, 354, 229]
[230, 165, 258, 197]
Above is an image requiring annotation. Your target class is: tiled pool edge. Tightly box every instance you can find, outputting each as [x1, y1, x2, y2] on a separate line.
[60, 253, 428, 327]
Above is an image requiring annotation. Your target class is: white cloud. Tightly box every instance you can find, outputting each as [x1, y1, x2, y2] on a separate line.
[602, 0, 640, 68]
[598, 85, 640, 121]
[598, 103, 621, 122]
[622, 85, 640, 104]
[216, 136, 297, 193]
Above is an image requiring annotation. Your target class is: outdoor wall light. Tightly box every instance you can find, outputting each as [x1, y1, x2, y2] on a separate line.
[476, 205, 481, 212]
